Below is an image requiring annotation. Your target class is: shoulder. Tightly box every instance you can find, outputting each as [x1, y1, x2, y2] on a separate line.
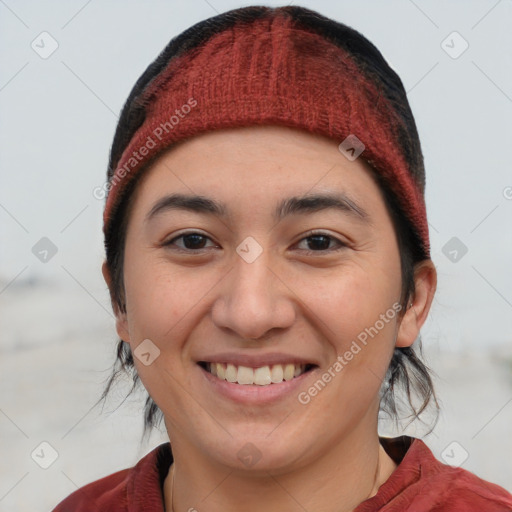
[371, 437, 512, 512]
[424, 461, 512, 510]
[52, 466, 131, 512]
[51, 443, 173, 512]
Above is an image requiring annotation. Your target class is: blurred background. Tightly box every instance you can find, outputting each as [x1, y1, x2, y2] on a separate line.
[1, 0, 511, 510]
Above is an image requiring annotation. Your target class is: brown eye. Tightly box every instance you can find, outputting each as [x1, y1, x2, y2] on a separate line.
[305, 235, 331, 251]
[296, 231, 346, 253]
[164, 232, 216, 251]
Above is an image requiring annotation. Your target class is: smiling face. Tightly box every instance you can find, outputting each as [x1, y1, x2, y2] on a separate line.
[107, 124, 433, 474]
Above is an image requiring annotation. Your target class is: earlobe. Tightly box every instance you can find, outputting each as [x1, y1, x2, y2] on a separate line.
[395, 260, 437, 348]
[114, 313, 131, 345]
[101, 260, 131, 344]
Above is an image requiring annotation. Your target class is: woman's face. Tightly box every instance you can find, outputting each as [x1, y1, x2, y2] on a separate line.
[112, 125, 423, 473]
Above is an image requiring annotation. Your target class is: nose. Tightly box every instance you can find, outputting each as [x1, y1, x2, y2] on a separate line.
[211, 248, 296, 341]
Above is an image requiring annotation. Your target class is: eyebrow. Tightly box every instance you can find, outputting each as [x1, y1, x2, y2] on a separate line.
[145, 192, 370, 224]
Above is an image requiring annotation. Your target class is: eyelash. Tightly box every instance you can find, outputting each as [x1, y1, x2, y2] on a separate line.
[162, 230, 346, 255]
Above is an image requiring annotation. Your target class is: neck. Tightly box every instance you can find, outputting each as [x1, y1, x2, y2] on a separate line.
[163, 428, 397, 512]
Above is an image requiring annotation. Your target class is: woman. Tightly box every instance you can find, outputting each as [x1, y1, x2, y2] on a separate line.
[52, 5, 512, 511]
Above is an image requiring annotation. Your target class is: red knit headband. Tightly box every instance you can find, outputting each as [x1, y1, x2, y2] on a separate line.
[103, 13, 430, 257]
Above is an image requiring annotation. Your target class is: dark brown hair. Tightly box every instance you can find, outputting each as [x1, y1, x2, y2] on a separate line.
[100, 5, 438, 437]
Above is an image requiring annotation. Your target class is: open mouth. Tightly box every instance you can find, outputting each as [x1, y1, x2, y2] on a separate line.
[198, 362, 316, 386]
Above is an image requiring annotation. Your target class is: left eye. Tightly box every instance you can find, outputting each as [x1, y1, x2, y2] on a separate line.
[296, 233, 344, 252]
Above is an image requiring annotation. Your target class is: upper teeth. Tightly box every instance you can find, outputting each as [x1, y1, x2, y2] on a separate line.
[207, 363, 306, 385]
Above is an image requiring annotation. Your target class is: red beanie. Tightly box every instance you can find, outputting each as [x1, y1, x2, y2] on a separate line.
[103, 7, 430, 258]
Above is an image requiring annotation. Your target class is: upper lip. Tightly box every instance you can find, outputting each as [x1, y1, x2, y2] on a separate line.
[196, 352, 319, 368]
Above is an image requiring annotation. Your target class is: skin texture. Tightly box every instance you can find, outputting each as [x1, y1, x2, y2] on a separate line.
[102, 125, 436, 512]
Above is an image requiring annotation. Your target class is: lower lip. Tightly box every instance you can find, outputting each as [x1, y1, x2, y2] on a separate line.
[198, 364, 317, 405]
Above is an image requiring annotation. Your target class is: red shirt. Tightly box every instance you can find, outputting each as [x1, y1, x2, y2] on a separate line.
[52, 436, 512, 511]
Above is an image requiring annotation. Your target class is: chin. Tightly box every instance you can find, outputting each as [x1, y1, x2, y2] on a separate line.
[197, 428, 315, 475]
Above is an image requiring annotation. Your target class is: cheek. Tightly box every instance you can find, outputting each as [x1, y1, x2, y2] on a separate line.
[121, 251, 225, 382]
[123, 251, 196, 339]
[301, 261, 401, 397]
[296, 259, 401, 341]
[121, 252, 206, 409]
[298, 273, 401, 429]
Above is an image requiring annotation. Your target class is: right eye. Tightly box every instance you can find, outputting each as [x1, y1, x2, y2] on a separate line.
[163, 231, 218, 252]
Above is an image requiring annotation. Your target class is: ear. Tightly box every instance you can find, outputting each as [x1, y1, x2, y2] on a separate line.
[102, 260, 131, 344]
[395, 259, 437, 348]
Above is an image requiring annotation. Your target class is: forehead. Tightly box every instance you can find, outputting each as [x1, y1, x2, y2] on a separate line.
[129, 125, 386, 220]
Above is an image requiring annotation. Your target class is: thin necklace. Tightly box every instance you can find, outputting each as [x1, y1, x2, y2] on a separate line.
[168, 450, 381, 511]
[366, 448, 382, 500]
